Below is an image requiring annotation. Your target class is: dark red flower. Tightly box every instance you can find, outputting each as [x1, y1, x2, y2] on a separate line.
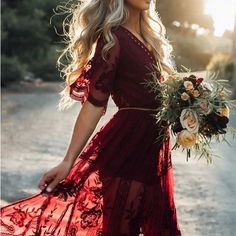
[196, 78, 204, 85]
[68, 223, 78, 236]
[9, 209, 27, 227]
[80, 207, 102, 229]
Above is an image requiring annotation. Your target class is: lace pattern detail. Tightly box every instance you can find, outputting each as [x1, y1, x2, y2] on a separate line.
[0, 171, 181, 235]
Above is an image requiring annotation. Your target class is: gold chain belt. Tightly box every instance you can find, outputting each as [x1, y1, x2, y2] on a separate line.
[118, 106, 159, 112]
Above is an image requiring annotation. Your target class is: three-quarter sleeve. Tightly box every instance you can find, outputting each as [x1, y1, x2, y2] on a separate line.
[69, 32, 120, 115]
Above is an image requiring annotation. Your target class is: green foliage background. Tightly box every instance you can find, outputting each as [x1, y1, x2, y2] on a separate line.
[1, 0, 66, 85]
[1, 0, 232, 86]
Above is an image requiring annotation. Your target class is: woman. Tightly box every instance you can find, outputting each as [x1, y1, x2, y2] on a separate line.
[0, 0, 182, 235]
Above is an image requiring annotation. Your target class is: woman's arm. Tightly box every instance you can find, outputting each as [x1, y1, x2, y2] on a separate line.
[37, 100, 105, 193]
[38, 32, 120, 194]
[63, 100, 105, 166]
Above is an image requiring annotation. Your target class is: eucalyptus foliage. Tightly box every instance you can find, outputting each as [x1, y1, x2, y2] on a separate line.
[142, 66, 236, 163]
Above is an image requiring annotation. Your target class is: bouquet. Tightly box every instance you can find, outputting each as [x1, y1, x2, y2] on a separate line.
[143, 67, 236, 163]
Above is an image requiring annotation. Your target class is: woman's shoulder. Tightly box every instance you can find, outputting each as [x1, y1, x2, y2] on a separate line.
[96, 26, 125, 52]
[98, 26, 124, 48]
[110, 25, 126, 43]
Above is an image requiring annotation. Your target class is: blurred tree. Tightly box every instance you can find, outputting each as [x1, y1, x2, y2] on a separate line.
[157, 0, 214, 30]
[233, 12, 236, 97]
[1, 0, 69, 85]
[155, 0, 215, 71]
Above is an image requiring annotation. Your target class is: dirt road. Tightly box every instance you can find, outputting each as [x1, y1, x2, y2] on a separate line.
[1, 82, 236, 236]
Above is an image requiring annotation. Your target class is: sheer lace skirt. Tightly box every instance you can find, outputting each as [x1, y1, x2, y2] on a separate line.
[0, 110, 182, 236]
[0, 169, 181, 236]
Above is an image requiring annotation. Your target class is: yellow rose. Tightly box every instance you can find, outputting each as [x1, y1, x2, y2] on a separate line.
[177, 130, 198, 148]
[181, 92, 190, 101]
[218, 106, 230, 118]
[192, 89, 200, 97]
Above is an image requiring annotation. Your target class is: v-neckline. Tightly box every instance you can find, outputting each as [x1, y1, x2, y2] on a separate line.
[119, 25, 156, 62]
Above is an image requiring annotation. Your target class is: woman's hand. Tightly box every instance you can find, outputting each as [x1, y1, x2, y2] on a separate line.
[37, 100, 104, 195]
[37, 160, 73, 194]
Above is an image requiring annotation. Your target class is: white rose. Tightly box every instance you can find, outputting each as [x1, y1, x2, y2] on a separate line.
[181, 92, 190, 101]
[197, 99, 213, 115]
[180, 109, 199, 133]
[184, 81, 194, 91]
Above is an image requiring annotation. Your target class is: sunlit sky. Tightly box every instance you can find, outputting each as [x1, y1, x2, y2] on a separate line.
[204, 0, 236, 37]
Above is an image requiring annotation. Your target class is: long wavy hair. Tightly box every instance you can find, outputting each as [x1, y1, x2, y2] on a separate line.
[56, 0, 174, 111]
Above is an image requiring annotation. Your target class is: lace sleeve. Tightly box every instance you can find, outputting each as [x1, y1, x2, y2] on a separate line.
[69, 32, 120, 115]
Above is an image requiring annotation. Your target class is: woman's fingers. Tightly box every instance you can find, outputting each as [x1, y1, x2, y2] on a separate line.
[38, 172, 54, 190]
[37, 162, 72, 195]
[38, 173, 47, 190]
[44, 175, 61, 193]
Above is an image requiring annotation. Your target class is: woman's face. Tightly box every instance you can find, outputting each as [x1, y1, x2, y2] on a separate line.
[125, 0, 151, 10]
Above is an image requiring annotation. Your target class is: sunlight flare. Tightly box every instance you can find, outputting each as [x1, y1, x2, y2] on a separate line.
[205, 0, 236, 37]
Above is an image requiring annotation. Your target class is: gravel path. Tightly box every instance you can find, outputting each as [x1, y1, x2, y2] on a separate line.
[1, 82, 236, 236]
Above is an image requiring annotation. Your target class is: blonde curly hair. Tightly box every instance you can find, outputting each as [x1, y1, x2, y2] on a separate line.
[55, 0, 174, 111]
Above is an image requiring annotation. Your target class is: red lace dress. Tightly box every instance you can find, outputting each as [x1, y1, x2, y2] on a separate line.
[0, 25, 182, 236]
